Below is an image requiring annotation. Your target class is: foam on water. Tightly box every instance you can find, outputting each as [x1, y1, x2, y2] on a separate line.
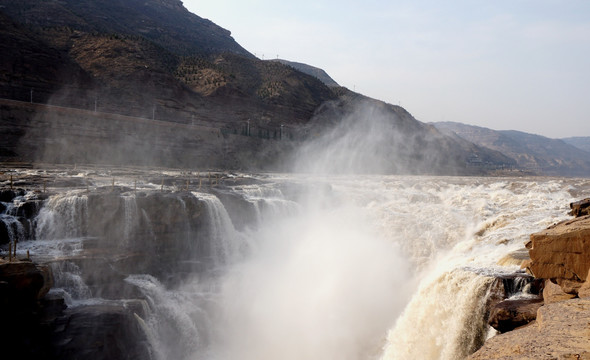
[192, 192, 244, 267]
[18, 173, 586, 360]
[35, 190, 89, 240]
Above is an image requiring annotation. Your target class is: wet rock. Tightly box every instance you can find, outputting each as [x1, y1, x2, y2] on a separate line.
[211, 187, 258, 230]
[0, 188, 25, 202]
[16, 198, 43, 218]
[0, 220, 11, 244]
[486, 273, 543, 309]
[52, 304, 153, 360]
[0, 259, 53, 307]
[570, 198, 590, 217]
[488, 298, 543, 333]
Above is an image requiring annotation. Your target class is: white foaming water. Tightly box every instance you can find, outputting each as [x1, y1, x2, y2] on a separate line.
[208, 201, 411, 360]
[35, 190, 89, 240]
[230, 184, 300, 225]
[49, 261, 92, 304]
[192, 192, 244, 267]
[191, 175, 576, 360]
[125, 274, 214, 360]
[20, 173, 588, 360]
[0, 214, 25, 243]
[122, 194, 140, 245]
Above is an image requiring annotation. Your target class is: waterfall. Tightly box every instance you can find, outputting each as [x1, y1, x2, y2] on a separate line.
[0, 214, 25, 243]
[125, 274, 212, 360]
[36, 191, 89, 239]
[231, 185, 300, 225]
[7, 171, 582, 360]
[122, 194, 140, 245]
[49, 261, 92, 305]
[380, 269, 494, 360]
[207, 195, 411, 360]
[192, 192, 242, 266]
[1, 190, 36, 243]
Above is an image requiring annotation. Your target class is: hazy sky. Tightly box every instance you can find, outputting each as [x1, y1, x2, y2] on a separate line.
[182, 0, 590, 138]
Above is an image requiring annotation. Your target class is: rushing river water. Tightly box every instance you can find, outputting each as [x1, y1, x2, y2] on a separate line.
[3, 171, 590, 360]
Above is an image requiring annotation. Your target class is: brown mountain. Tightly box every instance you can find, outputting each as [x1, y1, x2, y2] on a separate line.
[0, 0, 516, 174]
[0, 0, 252, 57]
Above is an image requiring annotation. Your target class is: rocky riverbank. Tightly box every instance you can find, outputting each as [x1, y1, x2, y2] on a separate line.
[470, 198, 590, 359]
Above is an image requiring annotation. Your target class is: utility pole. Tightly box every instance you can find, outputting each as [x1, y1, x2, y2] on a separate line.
[152, 105, 155, 120]
[94, 96, 98, 112]
[30, 88, 33, 103]
[247, 119, 250, 136]
[280, 124, 283, 140]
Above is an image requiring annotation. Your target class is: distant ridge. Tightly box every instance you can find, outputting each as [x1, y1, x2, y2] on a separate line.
[272, 59, 340, 87]
[433, 122, 590, 177]
[562, 137, 590, 153]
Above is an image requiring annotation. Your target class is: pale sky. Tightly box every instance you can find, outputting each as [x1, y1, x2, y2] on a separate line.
[182, 0, 590, 138]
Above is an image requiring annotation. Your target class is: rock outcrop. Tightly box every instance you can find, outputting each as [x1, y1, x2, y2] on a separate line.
[526, 215, 590, 294]
[469, 298, 590, 359]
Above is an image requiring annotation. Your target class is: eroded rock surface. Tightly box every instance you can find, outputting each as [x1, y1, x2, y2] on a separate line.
[526, 215, 590, 293]
[469, 298, 590, 360]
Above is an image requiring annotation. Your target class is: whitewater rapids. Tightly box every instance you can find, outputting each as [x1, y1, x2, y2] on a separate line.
[8, 173, 589, 360]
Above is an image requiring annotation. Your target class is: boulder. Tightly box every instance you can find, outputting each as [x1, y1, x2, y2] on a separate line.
[570, 198, 590, 217]
[0, 259, 53, 306]
[488, 298, 543, 333]
[526, 215, 590, 294]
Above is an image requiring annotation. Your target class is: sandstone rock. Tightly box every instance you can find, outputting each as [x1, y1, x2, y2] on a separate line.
[469, 298, 590, 359]
[488, 298, 543, 333]
[570, 198, 590, 217]
[543, 279, 576, 304]
[527, 215, 590, 293]
[578, 268, 590, 299]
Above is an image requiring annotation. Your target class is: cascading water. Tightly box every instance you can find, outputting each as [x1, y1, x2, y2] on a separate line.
[7, 171, 587, 360]
[122, 195, 140, 245]
[35, 190, 89, 240]
[230, 185, 300, 225]
[192, 192, 242, 267]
